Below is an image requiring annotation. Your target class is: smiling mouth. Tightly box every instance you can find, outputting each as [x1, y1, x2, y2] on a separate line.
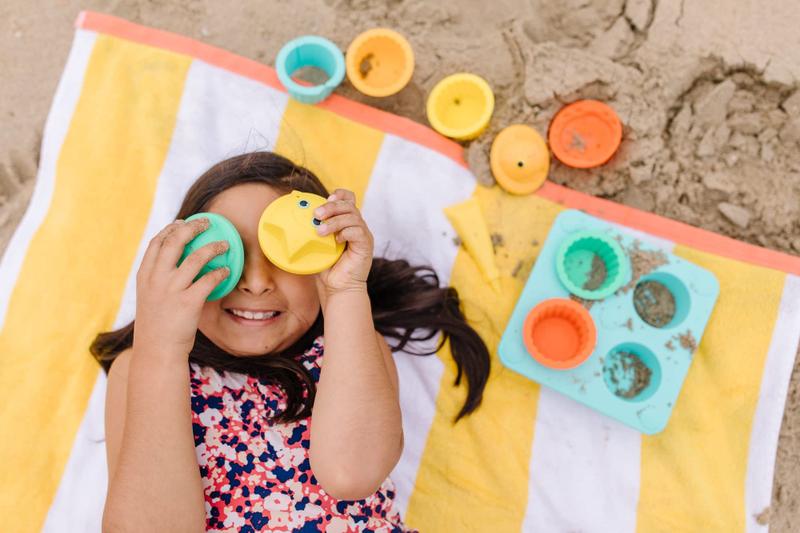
[225, 308, 282, 322]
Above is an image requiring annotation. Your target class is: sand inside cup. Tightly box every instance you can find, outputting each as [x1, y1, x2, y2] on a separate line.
[292, 66, 330, 85]
[603, 349, 656, 400]
[584, 254, 608, 290]
[634, 279, 677, 327]
[559, 234, 625, 298]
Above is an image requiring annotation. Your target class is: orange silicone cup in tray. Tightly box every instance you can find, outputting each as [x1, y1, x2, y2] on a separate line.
[498, 209, 720, 434]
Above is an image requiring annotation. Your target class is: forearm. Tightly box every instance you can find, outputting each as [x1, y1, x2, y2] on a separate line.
[310, 288, 403, 497]
[105, 349, 205, 532]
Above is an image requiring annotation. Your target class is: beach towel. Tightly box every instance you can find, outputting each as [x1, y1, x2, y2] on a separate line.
[1, 11, 799, 533]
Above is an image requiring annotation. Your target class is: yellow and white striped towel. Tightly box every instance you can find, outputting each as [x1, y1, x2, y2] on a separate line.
[1, 12, 799, 533]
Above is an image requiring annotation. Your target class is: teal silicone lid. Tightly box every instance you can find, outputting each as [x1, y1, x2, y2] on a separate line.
[276, 35, 346, 104]
[556, 231, 630, 300]
[179, 213, 244, 301]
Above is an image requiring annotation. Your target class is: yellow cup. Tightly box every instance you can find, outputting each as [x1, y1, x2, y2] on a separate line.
[426, 73, 494, 141]
[346, 29, 414, 97]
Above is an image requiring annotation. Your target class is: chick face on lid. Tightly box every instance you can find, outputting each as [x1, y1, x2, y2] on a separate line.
[257, 190, 345, 275]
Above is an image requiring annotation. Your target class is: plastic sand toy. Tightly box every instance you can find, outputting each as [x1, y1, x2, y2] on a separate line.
[258, 190, 345, 275]
[498, 209, 720, 434]
[523, 298, 597, 370]
[346, 28, 414, 97]
[556, 231, 630, 300]
[179, 213, 245, 301]
[427, 73, 494, 141]
[548, 100, 622, 168]
[443, 197, 501, 291]
[276, 35, 345, 104]
[490, 124, 550, 195]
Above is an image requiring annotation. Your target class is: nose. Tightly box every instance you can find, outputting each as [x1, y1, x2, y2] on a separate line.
[237, 248, 277, 296]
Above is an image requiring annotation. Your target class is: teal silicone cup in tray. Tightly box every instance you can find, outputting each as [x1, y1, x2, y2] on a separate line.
[498, 209, 720, 434]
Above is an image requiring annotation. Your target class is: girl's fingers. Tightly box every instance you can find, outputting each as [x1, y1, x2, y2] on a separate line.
[186, 266, 230, 301]
[174, 240, 229, 289]
[329, 188, 356, 205]
[139, 220, 185, 276]
[155, 217, 211, 272]
[334, 225, 371, 246]
[314, 199, 357, 221]
[316, 213, 362, 237]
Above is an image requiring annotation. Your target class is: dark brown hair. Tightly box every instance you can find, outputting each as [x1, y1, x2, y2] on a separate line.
[90, 152, 490, 422]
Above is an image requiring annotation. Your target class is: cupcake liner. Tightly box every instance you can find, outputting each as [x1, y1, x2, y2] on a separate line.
[556, 231, 630, 300]
[523, 298, 597, 370]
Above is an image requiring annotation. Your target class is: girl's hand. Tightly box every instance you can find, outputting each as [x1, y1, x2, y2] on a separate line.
[134, 217, 231, 358]
[314, 189, 374, 298]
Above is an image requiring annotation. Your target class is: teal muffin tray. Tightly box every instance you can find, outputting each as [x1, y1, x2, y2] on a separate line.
[498, 209, 720, 434]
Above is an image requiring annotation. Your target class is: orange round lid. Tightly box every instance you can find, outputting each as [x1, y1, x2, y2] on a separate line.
[548, 100, 622, 169]
[490, 124, 550, 195]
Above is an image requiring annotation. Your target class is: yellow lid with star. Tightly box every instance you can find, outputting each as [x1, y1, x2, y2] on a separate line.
[258, 190, 346, 275]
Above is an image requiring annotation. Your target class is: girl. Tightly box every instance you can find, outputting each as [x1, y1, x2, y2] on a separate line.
[91, 152, 490, 532]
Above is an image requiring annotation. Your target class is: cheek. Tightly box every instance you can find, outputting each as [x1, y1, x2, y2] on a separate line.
[282, 276, 320, 316]
[199, 301, 229, 325]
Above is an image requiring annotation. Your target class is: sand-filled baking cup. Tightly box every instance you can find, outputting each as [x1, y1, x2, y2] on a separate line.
[179, 213, 245, 301]
[490, 124, 550, 195]
[556, 231, 630, 300]
[548, 100, 622, 168]
[346, 28, 414, 97]
[258, 190, 345, 275]
[602, 343, 662, 402]
[276, 35, 346, 104]
[523, 298, 597, 370]
[426, 73, 494, 141]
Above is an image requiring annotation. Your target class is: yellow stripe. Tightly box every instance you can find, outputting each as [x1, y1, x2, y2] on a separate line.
[637, 247, 785, 532]
[274, 101, 384, 204]
[405, 188, 563, 531]
[0, 36, 190, 530]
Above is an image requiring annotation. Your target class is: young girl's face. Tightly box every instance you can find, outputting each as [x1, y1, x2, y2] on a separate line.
[197, 183, 320, 356]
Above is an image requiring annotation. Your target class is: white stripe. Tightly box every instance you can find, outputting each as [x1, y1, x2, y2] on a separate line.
[745, 274, 800, 533]
[42, 374, 107, 533]
[362, 134, 474, 285]
[0, 30, 97, 330]
[43, 58, 290, 531]
[523, 389, 641, 532]
[362, 134, 475, 515]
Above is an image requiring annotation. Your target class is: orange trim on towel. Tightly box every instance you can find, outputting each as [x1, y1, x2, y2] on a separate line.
[537, 181, 800, 276]
[75, 10, 800, 276]
[75, 11, 465, 164]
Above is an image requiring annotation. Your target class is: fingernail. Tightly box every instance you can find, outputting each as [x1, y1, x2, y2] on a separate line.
[314, 208, 323, 217]
[327, 194, 335, 201]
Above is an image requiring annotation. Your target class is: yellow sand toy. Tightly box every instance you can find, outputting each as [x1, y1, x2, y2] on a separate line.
[258, 190, 345, 275]
[346, 28, 415, 97]
[490, 124, 550, 195]
[427, 73, 494, 141]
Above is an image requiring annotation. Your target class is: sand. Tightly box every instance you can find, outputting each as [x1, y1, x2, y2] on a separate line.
[1, 0, 799, 529]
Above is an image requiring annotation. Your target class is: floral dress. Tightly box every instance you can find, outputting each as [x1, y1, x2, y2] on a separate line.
[190, 336, 412, 533]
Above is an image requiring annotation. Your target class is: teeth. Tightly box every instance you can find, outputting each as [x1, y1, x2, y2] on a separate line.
[230, 309, 278, 320]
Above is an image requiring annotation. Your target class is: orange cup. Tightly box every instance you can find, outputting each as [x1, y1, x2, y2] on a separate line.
[548, 100, 622, 169]
[523, 298, 597, 369]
